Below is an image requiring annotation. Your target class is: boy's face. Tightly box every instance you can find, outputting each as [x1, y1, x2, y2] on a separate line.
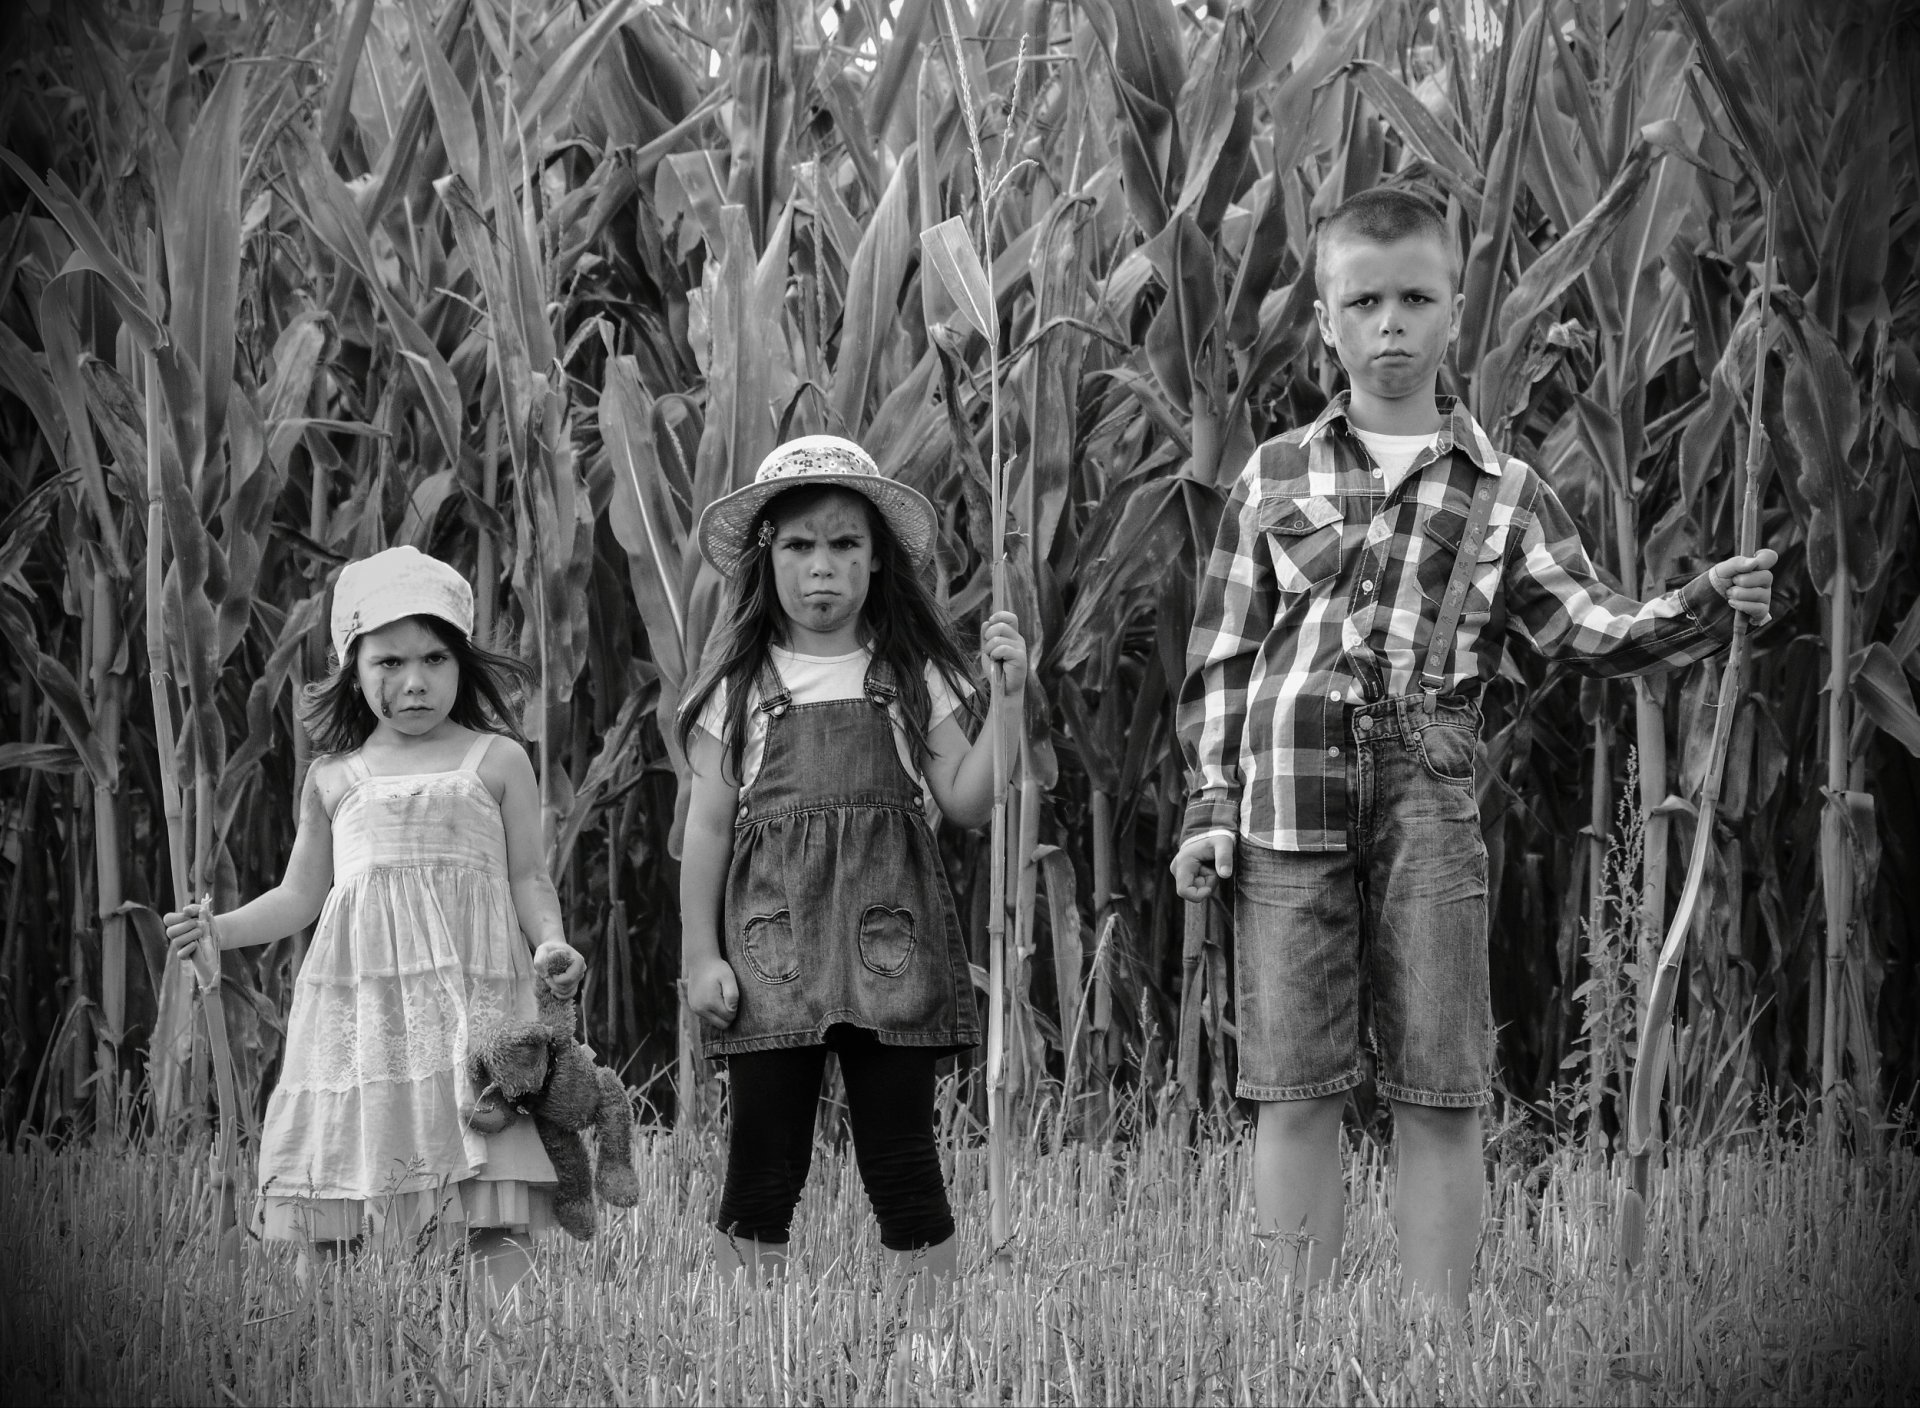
[768, 489, 875, 651]
[1313, 232, 1464, 407]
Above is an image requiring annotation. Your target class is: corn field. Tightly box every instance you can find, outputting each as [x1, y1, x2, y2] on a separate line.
[1, 0, 1917, 1161]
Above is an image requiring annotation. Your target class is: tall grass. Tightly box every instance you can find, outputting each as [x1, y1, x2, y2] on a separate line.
[4, 1110, 1915, 1405]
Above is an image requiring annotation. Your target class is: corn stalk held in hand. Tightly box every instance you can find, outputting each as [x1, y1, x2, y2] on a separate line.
[1619, 204, 1771, 1273]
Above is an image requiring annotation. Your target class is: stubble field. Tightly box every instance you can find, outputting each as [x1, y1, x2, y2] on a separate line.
[3, 1100, 1916, 1406]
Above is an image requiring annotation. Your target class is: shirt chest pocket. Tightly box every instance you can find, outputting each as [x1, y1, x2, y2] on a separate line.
[1261, 495, 1346, 593]
[1416, 506, 1510, 618]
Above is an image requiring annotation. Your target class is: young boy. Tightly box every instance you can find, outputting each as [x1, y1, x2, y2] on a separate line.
[1171, 187, 1776, 1305]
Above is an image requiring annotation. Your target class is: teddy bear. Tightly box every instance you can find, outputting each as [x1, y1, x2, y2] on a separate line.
[465, 941, 640, 1240]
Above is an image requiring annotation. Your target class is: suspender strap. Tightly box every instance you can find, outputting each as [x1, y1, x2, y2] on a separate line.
[1419, 479, 1500, 707]
[755, 661, 792, 714]
[863, 657, 899, 708]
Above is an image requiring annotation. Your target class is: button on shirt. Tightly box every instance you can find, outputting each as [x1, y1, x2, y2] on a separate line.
[1177, 394, 1739, 853]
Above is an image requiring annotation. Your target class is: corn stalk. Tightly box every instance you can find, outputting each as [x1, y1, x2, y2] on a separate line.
[143, 315, 243, 1279]
[923, 0, 1016, 1259]
[1621, 196, 1774, 1275]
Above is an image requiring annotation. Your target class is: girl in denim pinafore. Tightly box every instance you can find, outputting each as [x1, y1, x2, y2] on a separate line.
[676, 436, 1029, 1288]
[724, 656, 976, 1050]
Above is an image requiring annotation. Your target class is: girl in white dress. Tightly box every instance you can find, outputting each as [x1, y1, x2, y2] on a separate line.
[165, 546, 584, 1299]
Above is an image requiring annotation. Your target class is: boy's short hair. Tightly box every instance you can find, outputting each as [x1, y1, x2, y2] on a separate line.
[1314, 187, 1457, 296]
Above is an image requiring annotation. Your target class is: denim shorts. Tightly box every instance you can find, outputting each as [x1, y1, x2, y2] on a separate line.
[1232, 693, 1494, 1108]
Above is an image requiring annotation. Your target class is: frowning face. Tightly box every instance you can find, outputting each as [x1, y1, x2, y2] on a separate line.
[354, 619, 460, 738]
[768, 490, 876, 653]
[1314, 232, 1464, 413]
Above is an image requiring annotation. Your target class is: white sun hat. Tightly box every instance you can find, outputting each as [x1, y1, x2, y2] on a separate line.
[695, 435, 939, 578]
[329, 545, 474, 661]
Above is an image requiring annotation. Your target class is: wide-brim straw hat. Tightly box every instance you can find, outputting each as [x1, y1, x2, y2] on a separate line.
[696, 435, 938, 578]
[329, 545, 474, 660]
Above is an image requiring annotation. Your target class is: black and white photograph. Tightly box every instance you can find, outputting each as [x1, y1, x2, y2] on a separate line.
[1, 0, 1914, 1400]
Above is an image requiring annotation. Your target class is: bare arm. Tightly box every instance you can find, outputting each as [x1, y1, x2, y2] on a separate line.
[681, 729, 740, 1026]
[164, 768, 334, 958]
[921, 610, 1028, 829]
[491, 738, 566, 948]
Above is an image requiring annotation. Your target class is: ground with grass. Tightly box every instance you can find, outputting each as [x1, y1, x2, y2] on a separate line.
[2, 1109, 1915, 1406]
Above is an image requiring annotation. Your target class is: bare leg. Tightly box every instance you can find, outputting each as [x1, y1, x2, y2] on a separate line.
[468, 1228, 536, 1312]
[1390, 1101, 1482, 1308]
[1251, 1094, 1348, 1288]
[712, 1227, 788, 1281]
[887, 1234, 957, 1283]
[887, 1234, 957, 1319]
[294, 1237, 355, 1290]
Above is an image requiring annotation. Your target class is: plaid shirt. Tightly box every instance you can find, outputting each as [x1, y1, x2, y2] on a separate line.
[1178, 394, 1737, 852]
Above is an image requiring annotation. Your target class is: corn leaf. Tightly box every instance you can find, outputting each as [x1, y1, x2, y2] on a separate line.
[1479, 142, 1657, 425]
[293, 129, 463, 466]
[162, 60, 246, 457]
[403, 0, 481, 193]
[0, 743, 85, 775]
[0, 318, 74, 481]
[1023, 195, 1093, 566]
[0, 152, 161, 348]
[0, 595, 111, 786]
[603, 354, 688, 685]
[1670, 0, 1783, 187]
[1344, 58, 1483, 202]
[1458, 5, 1545, 371]
[866, 0, 933, 137]
[1240, 0, 1317, 89]
[921, 215, 997, 344]
[723, 0, 791, 251]
[1781, 317, 1876, 594]
[1849, 643, 1920, 759]
[37, 269, 120, 559]
[515, 0, 654, 161]
[831, 149, 914, 436]
[214, 594, 325, 824]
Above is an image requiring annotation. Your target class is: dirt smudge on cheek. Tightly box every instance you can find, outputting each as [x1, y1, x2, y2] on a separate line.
[377, 678, 395, 719]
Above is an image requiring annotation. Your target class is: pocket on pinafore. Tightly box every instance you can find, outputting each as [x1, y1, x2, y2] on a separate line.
[857, 905, 917, 977]
[1261, 495, 1345, 593]
[742, 910, 800, 984]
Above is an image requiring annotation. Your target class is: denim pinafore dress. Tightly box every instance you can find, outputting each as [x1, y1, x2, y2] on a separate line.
[704, 656, 981, 1058]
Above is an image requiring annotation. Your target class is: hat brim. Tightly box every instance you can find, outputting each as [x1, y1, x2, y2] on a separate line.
[697, 473, 939, 578]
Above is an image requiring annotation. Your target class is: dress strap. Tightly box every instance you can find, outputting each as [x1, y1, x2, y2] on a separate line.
[458, 733, 495, 773]
[343, 750, 373, 782]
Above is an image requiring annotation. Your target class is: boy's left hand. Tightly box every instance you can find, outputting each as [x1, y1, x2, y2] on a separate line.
[1707, 548, 1778, 623]
[981, 610, 1029, 699]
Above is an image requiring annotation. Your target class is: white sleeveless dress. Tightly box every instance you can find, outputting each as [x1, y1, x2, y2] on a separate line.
[256, 732, 556, 1244]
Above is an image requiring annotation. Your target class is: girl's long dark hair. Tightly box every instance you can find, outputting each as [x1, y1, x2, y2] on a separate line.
[677, 486, 981, 784]
[301, 614, 536, 755]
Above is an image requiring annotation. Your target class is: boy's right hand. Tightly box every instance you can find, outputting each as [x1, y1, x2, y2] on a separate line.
[163, 903, 217, 963]
[686, 955, 740, 1027]
[1171, 833, 1235, 902]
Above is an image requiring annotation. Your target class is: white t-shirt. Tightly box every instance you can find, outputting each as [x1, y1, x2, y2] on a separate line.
[1351, 427, 1440, 496]
[693, 645, 971, 798]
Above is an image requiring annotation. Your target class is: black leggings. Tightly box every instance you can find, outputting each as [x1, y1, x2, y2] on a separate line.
[713, 1025, 954, 1252]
